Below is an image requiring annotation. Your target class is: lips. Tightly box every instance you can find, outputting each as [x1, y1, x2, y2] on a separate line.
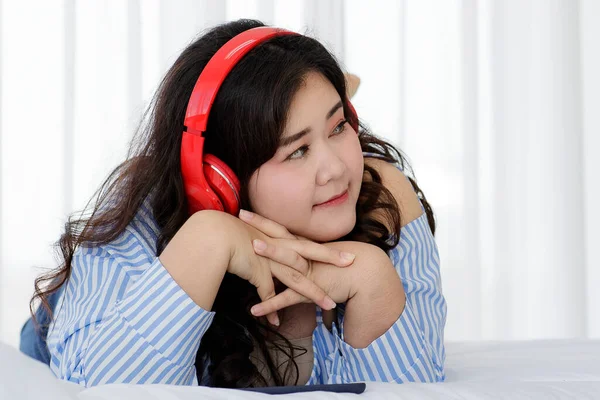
[316, 189, 348, 206]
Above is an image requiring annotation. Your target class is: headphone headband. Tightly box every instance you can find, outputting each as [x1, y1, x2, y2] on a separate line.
[184, 27, 298, 135]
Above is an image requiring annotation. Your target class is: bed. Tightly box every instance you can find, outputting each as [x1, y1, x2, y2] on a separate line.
[2, 338, 600, 399]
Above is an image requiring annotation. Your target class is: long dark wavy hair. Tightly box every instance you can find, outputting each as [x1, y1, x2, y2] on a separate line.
[30, 19, 435, 388]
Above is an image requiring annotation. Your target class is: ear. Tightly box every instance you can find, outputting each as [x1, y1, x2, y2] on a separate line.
[344, 73, 361, 99]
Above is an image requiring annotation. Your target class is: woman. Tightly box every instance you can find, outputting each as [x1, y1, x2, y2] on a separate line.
[27, 19, 446, 388]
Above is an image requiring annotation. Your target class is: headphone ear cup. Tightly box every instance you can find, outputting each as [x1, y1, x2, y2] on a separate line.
[181, 132, 226, 214]
[347, 100, 359, 132]
[203, 154, 241, 215]
[186, 181, 224, 214]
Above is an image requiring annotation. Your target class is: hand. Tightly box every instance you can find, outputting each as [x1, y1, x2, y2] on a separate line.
[224, 212, 350, 327]
[238, 209, 366, 317]
[344, 73, 361, 99]
[237, 209, 355, 323]
[238, 209, 356, 276]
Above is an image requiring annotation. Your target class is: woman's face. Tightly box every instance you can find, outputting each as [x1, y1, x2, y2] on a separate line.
[248, 72, 364, 242]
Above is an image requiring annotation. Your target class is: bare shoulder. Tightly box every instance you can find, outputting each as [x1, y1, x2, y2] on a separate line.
[363, 157, 424, 227]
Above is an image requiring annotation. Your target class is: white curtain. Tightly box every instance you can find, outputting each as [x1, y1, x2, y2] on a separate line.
[1, 0, 598, 349]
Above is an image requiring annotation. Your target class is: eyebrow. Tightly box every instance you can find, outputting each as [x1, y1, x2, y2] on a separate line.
[279, 100, 343, 148]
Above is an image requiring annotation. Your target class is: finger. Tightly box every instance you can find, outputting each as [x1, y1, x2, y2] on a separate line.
[265, 238, 356, 267]
[238, 210, 296, 239]
[269, 261, 336, 311]
[253, 239, 309, 274]
[251, 288, 308, 317]
[252, 268, 280, 327]
[266, 311, 279, 327]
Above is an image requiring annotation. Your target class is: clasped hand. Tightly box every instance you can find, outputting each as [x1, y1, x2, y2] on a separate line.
[236, 209, 357, 327]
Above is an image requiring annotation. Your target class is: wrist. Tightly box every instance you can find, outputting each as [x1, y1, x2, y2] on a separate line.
[198, 210, 270, 277]
[317, 241, 376, 300]
[189, 210, 237, 265]
[341, 242, 395, 298]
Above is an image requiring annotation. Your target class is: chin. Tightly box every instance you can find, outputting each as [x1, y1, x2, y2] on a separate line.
[304, 214, 356, 243]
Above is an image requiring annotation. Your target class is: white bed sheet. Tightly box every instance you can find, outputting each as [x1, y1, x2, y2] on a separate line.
[2, 339, 599, 399]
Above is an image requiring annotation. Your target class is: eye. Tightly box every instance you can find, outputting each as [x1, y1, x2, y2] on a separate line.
[285, 119, 348, 161]
[331, 119, 348, 136]
[287, 145, 310, 161]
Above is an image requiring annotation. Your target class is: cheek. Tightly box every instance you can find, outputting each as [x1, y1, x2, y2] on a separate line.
[250, 171, 312, 219]
[342, 134, 364, 180]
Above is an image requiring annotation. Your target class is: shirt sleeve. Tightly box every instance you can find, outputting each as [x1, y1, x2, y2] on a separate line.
[311, 212, 447, 384]
[48, 247, 215, 387]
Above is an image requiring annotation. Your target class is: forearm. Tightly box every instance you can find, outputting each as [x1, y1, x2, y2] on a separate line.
[323, 241, 405, 348]
[52, 246, 216, 386]
[158, 210, 232, 311]
[344, 267, 404, 348]
[313, 224, 446, 383]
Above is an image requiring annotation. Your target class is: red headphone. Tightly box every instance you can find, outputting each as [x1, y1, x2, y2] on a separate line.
[181, 26, 359, 216]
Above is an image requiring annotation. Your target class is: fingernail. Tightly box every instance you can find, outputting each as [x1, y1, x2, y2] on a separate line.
[272, 315, 280, 327]
[239, 209, 253, 220]
[340, 252, 356, 263]
[253, 239, 267, 251]
[324, 296, 336, 310]
[250, 305, 261, 316]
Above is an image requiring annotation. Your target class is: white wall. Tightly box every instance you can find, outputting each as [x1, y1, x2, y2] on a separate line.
[1, 0, 598, 349]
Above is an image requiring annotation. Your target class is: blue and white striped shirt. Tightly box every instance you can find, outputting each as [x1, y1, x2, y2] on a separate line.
[47, 170, 447, 387]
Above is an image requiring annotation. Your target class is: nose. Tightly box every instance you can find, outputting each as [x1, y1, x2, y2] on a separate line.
[315, 145, 346, 186]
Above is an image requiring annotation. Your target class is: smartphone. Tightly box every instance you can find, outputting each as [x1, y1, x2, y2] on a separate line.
[240, 382, 366, 395]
